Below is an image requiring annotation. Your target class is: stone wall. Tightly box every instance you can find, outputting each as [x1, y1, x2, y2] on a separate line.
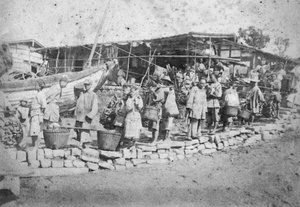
[4, 115, 295, 177]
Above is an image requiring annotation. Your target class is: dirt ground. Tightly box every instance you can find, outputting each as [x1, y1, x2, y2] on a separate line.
[9, 128, 299, 207]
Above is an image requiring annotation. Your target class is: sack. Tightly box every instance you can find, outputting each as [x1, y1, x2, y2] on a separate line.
[164, 90, 179, 117]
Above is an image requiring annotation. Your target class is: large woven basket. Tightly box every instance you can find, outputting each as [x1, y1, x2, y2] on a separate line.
[226, 106, 239, 117]
[97, 130, 121, 151]
[43, 128, 70, 149]
[142, 106, 159, 121]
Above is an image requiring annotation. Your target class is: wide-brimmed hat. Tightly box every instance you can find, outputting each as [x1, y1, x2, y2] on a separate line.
[161, 75, 173, 84]
[84, 78, 92, 85]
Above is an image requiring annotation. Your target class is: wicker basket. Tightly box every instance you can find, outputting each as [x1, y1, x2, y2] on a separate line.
[43, 128, 70, 149]
[238, 109, 251, 120]
[142, 106, 159, 121]
[226, 106, 238, 117]
[97, 130, 121, 151]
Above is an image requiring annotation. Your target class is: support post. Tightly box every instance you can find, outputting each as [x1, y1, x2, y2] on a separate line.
[126, 43, 132, 81]
[55, 49, 60, 73]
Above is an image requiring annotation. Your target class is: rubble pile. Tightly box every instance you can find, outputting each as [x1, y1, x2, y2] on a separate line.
[0, 116, 22, 148]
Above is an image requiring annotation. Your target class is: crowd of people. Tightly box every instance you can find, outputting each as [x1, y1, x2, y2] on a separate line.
[2, 58, 300, 151]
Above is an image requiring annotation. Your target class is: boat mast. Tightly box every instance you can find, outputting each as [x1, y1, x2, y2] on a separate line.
[86, 1, 110, 69]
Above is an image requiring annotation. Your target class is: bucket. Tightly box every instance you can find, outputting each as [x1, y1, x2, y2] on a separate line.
[226, 106, 238, 117]
[97, 130, 121, 151]
[43, 128, 70, 149]
[142, 106, 159, 121]
[238, 109, 251, 120]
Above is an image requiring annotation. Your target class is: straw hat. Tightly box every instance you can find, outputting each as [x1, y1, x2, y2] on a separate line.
[84, 78, 92, 85]
[161, 75, 173, 84]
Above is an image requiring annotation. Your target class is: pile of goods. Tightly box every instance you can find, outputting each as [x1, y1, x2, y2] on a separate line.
[99, 95, 121, 130]
[0, 116, 22, 148]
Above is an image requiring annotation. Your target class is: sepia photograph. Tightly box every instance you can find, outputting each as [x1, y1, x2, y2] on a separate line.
[1, 0, 300, 206]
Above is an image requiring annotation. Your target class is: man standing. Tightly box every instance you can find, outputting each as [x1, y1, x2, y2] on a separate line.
[44, 75, 69, 124]
[207, 75, 222, 134]
[247, 78, 265, 125]
[186, 79, 207, 140]
[74, 78, 98, 146]
[30, 80, 47, 149]
[222, 82, 240, 131]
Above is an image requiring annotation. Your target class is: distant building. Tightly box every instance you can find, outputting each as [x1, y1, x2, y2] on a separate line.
[7, 39, 44, 73]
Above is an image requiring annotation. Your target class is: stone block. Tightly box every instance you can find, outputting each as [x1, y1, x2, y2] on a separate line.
[99, 150, 122, 159]
[131, 159, 146, 166]
[121, 148, 131, 159]
[44, 149, 53, 159]
[197, 144, 205, 150]
[17, 150, 27, 162]
[99, 161, 114, 170]
[52, 149, 65, 158]
[37, 149, 44, 160]
[204, 142, 213, 149]
[177, 154, 185, 160]
[228, 139, 234, 146]
[150, 153, 159, 160]
[115, 165, 126, 170]
[159, 153, 168, 159]
[125, 161, 134, 169]
[209, 135, 215, 143]
[137, 145, 157, 152]
[64, 160, 73, 168]
[222, 141, 229, 148]
[185, 145, 195, 150]
[217, 143, 224, 150]
[228, 130, 241, 137]
[199, 149, 217, 155]
[168, 152, 176, 157]
[157, 143, 171, 150]
[29, 160, 40, 168]
[114, 158, 126, 165]
[173, 148, 184, 155]
[137, 149, 143, 159]
[0, 175, 20, 196]
[214, 135, 221, 146]
[26, 148, 37, 162]
[40, 159, 51, 168]
[71, 148, 82, 157]
[230, 146, 238, 150]
[52, 160, 64, 168]
[64, 149, 71, 159]
[131, 148, 137, 159]
[199, 136, 209, 144]
[81, 155, 99, 163]
[6, 148, 17, 160]
[87, 162, 99, 171]
[107, 159, 113, 164]
[171, 141, 185, 148]
[82, 148, 100, 158]
[73, 160, 86, 168]
[185, 154, 193, 158]
[157, 149, 167, 154]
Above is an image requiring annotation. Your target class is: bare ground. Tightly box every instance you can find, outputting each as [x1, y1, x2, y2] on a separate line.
[10, 129, 300, 207]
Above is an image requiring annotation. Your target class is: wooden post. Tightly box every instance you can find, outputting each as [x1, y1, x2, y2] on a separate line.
[64, 49, 67, 72]
[186, 37, 189, 66]
[55, 49, 60, 73]
[126, 43, 132, 81]
[208, 36, 212, 69]
[87, 1, 110, 68]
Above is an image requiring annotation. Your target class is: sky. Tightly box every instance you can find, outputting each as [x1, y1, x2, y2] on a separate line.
[1, 0, 300, 58]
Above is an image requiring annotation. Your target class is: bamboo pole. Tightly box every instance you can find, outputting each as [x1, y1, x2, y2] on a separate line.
[55, 49, 60, 73]
[86, 1, 110, 68]
[64, 49, 67, 72]
[126, 43, 132, 81]
[141, 49, 156, 85]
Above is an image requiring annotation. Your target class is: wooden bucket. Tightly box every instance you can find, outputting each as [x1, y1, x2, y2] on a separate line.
[97, 130, 121, 151]
[142, 106, 159, 121]
[43, 128, 70, 149]
[238, 109, 251, 120]
[226, 106, 238, 117]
